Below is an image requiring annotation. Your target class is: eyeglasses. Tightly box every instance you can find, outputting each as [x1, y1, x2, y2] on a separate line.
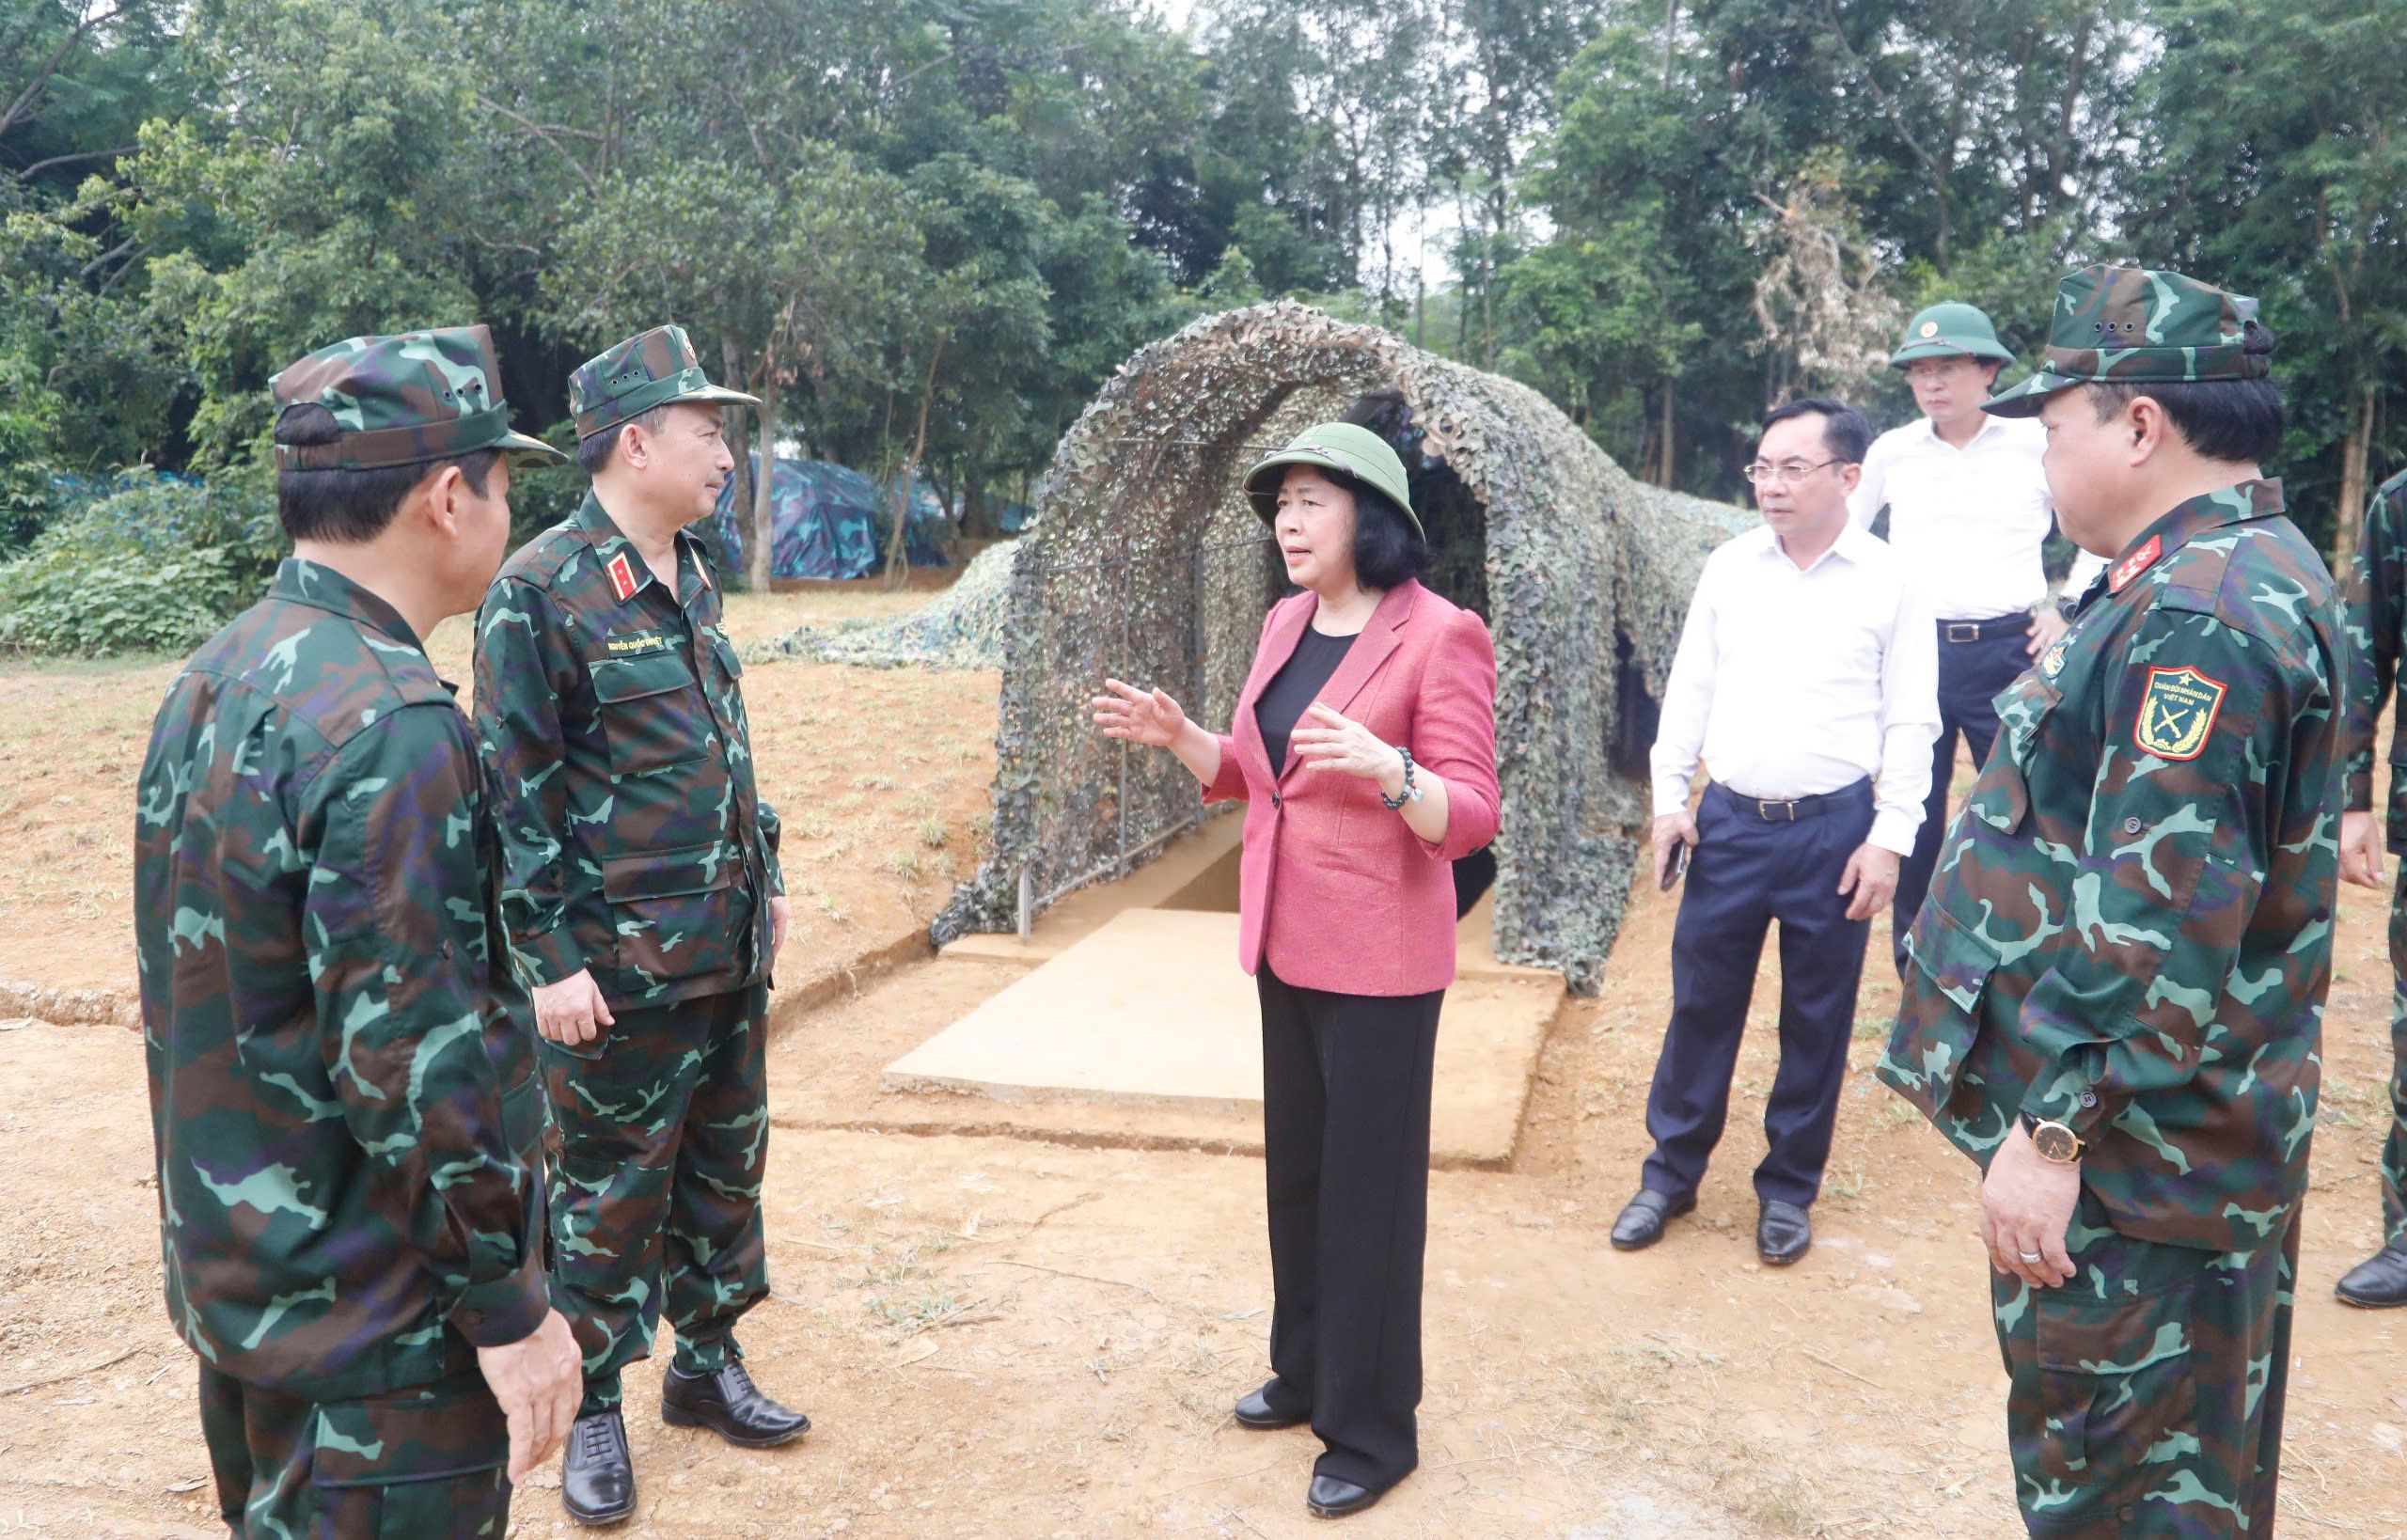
[1742, 458, 1848, 485]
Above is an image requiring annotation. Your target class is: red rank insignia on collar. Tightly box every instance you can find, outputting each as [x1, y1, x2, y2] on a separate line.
[606, 551, 639, 603]
[2108, 535, 2162, 595]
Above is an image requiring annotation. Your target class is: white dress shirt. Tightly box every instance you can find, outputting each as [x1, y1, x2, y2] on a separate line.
[1650, 522, 1942, 856]
[1849, 415, 2106, 618]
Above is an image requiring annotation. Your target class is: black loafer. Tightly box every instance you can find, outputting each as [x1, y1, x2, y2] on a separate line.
[1757, 1199, 1812, 1265]
[561, 1409, 636, 1527]
[1234, 1381, 1310, 1430]
[2336, 1243, 2407, 1308]
[1307, 1474, 1388, 1517]
[660, 1360, 810, 1449]
[1610, 1188, 1696, 1251]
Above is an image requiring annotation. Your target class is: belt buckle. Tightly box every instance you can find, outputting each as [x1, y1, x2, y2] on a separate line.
[1759, 798, 1799, 822]
[1945, 621, 1980, 643]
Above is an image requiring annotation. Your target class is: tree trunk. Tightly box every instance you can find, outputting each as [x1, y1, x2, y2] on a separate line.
[748, 362, 779, 592]
[2335, 382, 2377, 570]
[1658, 386, 1677, 488]
[720, 337, 755, 588]
[884, 336, 947, 590]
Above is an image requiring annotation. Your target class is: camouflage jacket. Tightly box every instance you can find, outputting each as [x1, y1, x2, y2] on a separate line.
[134, 559, 547, 1399]
[1878, 479, 2343, 1253]
[472, 493, 782, 1010]
[2341, 466, 2407, 823]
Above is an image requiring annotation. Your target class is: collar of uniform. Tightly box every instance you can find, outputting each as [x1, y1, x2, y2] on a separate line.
[1758, 517, 1875, 573]
[1914, 414, 2012, 451]
[574, 490, 706, 602]
[2119, 477, 2287, 574]
[270, 558, 427, 656]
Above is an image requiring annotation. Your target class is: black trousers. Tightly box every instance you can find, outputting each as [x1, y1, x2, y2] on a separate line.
[1892, 618, 2034, 972]
[1640, 779, 1874, 1209]
[1256, 963, 1444, 1491]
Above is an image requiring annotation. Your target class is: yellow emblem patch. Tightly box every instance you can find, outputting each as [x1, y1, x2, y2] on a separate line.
[2133, 665, 2226, 762]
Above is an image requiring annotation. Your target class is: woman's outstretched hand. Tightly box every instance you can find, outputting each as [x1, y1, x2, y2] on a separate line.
[1092, 678, 1189, 747]
[1291, 702, 1399, 781]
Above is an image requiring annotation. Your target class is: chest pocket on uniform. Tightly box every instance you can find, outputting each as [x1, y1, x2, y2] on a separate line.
[589, 649, 712, 776]
[1957, 673, 2060, 838]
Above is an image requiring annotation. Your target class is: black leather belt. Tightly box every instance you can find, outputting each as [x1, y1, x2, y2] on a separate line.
[1712, 780, 1872, 823]
[1940, 614, 2032, 644]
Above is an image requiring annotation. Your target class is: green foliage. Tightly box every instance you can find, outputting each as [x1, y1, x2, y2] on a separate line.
[0, 470, 280, 656]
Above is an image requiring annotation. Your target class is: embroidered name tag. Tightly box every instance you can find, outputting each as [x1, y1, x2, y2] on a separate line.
[604, 630, 672, 657]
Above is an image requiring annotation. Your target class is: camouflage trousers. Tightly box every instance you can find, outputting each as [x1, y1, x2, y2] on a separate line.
[1992, 1189, 2299, 1536]
[542, 982, 770, 1418]
[2381, 861, 2407, 1248]
[197, 1363, 511, 1538]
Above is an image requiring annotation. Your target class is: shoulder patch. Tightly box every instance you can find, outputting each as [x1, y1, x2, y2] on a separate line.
[2109, 535, 2162, 594]
[2133, 665, 2227, 762]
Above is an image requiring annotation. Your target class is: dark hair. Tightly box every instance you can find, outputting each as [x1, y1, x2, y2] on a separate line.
[1761, 397, 1874, 464]
[2086, 321, 2283, 465]
[574, 405, 669, 477]
[274, 403, 497, 543]
[1343, 477, 1431, 589]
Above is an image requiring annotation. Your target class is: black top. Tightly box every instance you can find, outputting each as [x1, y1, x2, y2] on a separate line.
[1256, 625, 1360, 774]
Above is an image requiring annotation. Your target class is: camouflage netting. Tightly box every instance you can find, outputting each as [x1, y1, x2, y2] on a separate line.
[931, 302, 1748, 994]
[748, 539, 1018, 670]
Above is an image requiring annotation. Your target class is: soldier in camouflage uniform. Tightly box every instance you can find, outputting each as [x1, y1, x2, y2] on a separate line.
[1878, 267, 2340, 1536]
[2335, 464, 2407, 1307]
[135, 327, 584, 1536]
[471, 323, 806, 1526]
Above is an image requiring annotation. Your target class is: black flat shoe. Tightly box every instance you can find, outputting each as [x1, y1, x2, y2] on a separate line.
[2336, 1243, 2407, 1308]
[661, 1360, 810, 1449]
[1610, 1188, 1696, 1251]
[1234, 1381, 1310, 1430]
[1307, 1474, 1388, 1517]
[1757, 1199, 1812, 1266]
[561, 1409, 636, 1527]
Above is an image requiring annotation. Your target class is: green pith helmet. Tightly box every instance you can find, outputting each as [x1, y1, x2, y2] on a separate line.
[1890, 302, 2016, 368]
[1241, 422, 1422, 539]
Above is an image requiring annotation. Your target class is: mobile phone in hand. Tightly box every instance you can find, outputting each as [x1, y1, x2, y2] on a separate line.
[1660, 841, 1690, 892]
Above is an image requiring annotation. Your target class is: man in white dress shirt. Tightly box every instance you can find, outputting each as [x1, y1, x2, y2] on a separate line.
[1849, 302, 2106, 972]
[1612, 399, 1942, 1266]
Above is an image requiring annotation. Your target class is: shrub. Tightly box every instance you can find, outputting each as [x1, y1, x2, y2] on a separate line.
[0, 470, 280, 657]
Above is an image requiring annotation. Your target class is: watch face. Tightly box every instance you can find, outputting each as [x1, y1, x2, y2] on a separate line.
[2032, 1123, 2080, 1163]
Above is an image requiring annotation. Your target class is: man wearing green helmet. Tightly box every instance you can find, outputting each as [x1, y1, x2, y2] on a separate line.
[1851, 302, 2107, 975]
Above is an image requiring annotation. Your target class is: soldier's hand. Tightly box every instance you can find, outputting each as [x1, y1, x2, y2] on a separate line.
[1836, 842, 1898, 922]
[1651, 812, 1699, 890]
[1980, 1124, 2079, 1290]
[533, 969, 615, 1046]
[2340, 809, 2385, 890]
[768, 894, 790, 964]
[2025, 608, 2069, 660]
[476, 1307, 582, 1483]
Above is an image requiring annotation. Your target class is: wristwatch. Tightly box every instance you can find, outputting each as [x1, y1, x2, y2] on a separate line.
[2019, 1111, 2083, 1164]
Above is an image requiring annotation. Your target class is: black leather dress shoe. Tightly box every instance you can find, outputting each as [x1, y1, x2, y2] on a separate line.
[562, 1409, 636, 1527]
[1307, 1474, 1389, 1517]
[660, 1360, 810, 1448]
[1234, 1381, 1310, 1430]
[2336, 1242, 2407, 1308]
[1757, 1199, 1812, 1265]
[1610, 1188, 1696, 1251]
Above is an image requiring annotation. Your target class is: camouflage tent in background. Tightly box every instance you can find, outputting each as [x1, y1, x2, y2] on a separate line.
[932, 302, 1747, 994]
[713, 455, 951, 579]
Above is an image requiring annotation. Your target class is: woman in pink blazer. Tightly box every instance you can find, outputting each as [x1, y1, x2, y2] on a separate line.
[1093, 422, 1499, 1519]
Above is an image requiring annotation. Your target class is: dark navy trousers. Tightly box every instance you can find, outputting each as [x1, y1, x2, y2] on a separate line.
[1640, 779, 1875, 1209]
[1890, 620, 2035, 973]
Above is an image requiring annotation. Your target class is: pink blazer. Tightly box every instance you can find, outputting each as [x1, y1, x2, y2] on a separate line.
[1203, 579, 1501, 997]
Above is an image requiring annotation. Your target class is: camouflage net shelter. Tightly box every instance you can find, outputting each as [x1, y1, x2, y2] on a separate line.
[932, 302, 1746, 994]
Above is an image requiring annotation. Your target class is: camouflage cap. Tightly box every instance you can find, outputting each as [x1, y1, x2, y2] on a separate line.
[569, 323, 760, 442]
[1985, 265, 2265, 418]
[271, 325, 566, 471]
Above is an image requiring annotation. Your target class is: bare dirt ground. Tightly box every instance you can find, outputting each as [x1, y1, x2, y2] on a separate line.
[4, 596, 2404, 1539]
